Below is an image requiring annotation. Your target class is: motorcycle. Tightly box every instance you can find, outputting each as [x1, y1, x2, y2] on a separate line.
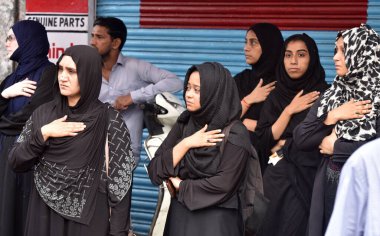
[142, 92, 186, 236]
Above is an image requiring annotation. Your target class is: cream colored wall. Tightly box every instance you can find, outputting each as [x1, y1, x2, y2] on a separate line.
[0, 0, 25, 82]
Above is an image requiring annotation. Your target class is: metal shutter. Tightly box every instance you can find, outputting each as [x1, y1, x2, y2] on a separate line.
[96, 1, 379, 235]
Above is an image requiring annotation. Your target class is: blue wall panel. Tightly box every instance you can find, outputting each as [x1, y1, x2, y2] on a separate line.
[97, 1, 379, 235]
[368, 0, 380, 32]
[97, 0, 140, 27]
[123, 28, 338, 82]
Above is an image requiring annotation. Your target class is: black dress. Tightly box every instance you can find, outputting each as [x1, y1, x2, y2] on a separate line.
[293, 99, 380, 236]
[234, 69, 272, 151]
[148, 62, 252, 236]
[234, 23, 283, 172]
[8, 106, 133, 236]
[0, 64, 55, 236]
[148, 122, 249, 236]
[255, 97, 323, 236]
[23, 178, 132, 236]
[254, 34, 329, 236]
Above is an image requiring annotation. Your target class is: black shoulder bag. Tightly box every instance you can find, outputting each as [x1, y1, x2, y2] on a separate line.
[221, 121, 269, 236]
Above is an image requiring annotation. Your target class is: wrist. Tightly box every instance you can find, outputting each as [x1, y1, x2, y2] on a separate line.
[182, 137, 192, 150]
[242, 97, 252, 107]
[284, 106, 293, 116]
[41, 126, 49, 141]
[324, 111, 338, 125]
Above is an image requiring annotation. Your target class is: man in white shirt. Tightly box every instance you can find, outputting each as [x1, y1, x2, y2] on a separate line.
[91, 17, 182, 164]
[325, 138, 380, 236]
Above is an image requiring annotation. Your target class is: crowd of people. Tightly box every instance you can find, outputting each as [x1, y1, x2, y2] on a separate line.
[0, 15, 379, 236]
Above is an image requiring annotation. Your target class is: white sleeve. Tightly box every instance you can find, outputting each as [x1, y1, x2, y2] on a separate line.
[325, 152, 367, 236]
[130, 60, 182, 103]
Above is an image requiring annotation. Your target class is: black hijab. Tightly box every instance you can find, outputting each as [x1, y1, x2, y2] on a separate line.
[275, 34, 328, 104]
[178, 62, 251, 178]
[256, 34, 328, 159]
[32, 45, 108, 224]
[250, 23, 285, 80]
[9, 20, 50, 79]
[234, 23, 284, 120]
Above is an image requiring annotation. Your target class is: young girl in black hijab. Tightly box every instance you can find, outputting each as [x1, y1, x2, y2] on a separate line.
[8, 45, 135, 236]
[234, 23, 284, 131]
[254, 34, 329, 236]
[294, 24, 380, 236]
[148, 62, 252, 236]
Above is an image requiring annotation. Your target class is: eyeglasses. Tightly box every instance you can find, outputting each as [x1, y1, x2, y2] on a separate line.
[6, 34, 16, 43]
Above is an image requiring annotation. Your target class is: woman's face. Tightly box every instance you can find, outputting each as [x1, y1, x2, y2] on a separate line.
[284, 40, 310, 79]
[5, 29, 18, 59]
[185, 71, 201, 112]
[244, 30, 262, 65]
[58, 55, 81, 106]
[333, 37, 348, 77]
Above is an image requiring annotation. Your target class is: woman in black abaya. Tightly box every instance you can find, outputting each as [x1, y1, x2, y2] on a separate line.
[254, 34, 328, 236]
[234, 23, 284, 129]
[234, 23, 284, 172]
[294, 24, 380, 236]
[8, 45, 135, 236]
[148, 62, 252, 236]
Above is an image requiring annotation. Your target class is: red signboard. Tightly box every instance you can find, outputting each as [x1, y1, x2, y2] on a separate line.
[26, 0, 91, 62]
[26, 0, 88, 13]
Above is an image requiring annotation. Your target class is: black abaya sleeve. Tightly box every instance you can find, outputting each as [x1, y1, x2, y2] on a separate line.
[177, 143, 249, 211]
[293, 100, 335, 151]
[294, 100, 380, 162]
[332, 139, 366, 162]
[148, 121, 249, 211]
[8, 117, 47, 172]
[0, 65, 56, 135]
[254, 97, 283, 171]
[147, 122, 183, 185]
[234, 69, 263, 121]
[254, 122, 276, 158]
[332, 115, 380, 162]
[0, 79, 9, 113]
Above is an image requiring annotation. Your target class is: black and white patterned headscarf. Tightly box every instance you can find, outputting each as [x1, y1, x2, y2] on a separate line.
[317, 24, 380, 141]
